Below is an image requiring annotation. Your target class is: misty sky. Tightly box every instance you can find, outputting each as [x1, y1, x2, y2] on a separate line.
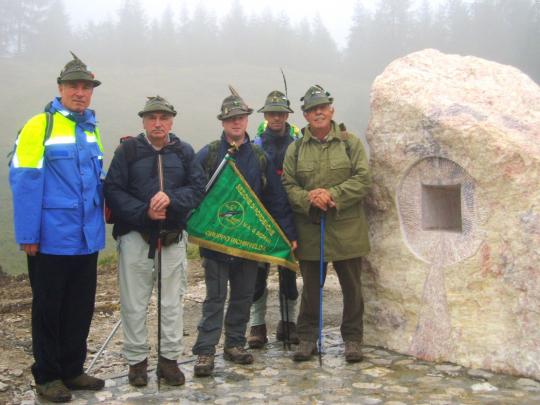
[64, 0, 374, 49]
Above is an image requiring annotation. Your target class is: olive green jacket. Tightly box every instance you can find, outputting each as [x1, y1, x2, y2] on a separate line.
[282, 122, 371, 261]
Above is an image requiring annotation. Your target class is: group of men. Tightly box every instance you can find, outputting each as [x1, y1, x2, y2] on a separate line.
[9, 53, 371, 403]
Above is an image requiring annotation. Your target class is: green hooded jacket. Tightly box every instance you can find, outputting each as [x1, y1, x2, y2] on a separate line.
[282, 121, 371, 261]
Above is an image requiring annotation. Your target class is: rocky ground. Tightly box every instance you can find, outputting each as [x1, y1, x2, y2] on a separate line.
[2, 260, 540, 404]
[0, 258, 345, 404]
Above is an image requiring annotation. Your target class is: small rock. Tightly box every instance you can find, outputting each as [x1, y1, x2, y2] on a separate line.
[104, 379, 117, 388]
[10, 369, 24, 377]
[362, 367, 392, 377]
[467, 368, 493, 379]
[0, 382, 8, 392]
[118, 392, 144, 400]
[352, 382, 382, 390]
[383, 385, 409, 393]
[95, 391, 113, 401]
[260, 367, 279, 377]
[471, 382, 498, 392]
[516, 378, 540, 391]
[435, 364, 462, 373]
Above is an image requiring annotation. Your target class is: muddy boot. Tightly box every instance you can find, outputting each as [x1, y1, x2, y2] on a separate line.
[128, 358, 148, 387]
[223, 346, 254, 364]
[293, 341, 317, 362]
[63, 372, 104, 391]
[194, 354, 215, 377]
[36, 380, 72, 403]
[276, 321, 300, 345]
[247, 324, 268, 349]
[344, 341, 363, 363]
[157, 356, 185, 386]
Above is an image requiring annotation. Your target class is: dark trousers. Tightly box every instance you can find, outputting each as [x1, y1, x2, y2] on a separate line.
[192, 258, 258, 355]
[296, 257, 364, 343]
[253, 264, 298, 301]
[27, 252, 98, 384]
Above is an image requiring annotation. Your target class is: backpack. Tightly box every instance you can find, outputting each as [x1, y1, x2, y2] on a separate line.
[7, 104, 54, 167]
[105, 135, 189, 224]
[203, 139, 268, 189]
[293, 122, 352, 166]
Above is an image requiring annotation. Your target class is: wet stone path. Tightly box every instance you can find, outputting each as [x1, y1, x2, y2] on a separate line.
[28, 327, 540, 404]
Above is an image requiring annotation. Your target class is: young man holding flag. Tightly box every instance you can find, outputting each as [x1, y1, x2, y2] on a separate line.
[191, 87, 297, 377]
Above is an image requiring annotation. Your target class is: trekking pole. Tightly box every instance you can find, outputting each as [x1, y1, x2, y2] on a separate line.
[278, 268, 287, 350]
[318, 212, 326, 367]
[281, 267, 291, 350]
[156, 153, 164, 391]
[86, 319, 122, 374]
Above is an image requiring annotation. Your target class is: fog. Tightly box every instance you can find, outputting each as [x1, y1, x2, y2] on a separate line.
[0, 0, 538, 274]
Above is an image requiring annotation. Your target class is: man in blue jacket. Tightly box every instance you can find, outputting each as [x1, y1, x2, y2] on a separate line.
[192, 88, 297, 377]
[248, 91, 301, 349]
[9, 52, 105, 403]
[104, 96, 205, 387]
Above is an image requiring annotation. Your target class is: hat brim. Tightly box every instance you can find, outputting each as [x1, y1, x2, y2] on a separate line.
[138, 108, 177, 117]
[301, 99, 333, 112]
[58, 72, 101, 87]
[257, 105, 294, 113]
[217, 108, 253, 121]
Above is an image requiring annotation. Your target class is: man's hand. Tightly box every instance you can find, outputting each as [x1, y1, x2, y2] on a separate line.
[147, 207, 167, 220]
[308, 188, 336, 211]
[291, 240, 298, 251]
[149, 191, 170, 212]
[21, 243, 39, 256]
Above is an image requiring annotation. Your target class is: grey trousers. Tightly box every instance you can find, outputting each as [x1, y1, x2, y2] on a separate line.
[118, 231, 187, 364]
[192, 258, 257, 355]
[297, 257, 364, 343]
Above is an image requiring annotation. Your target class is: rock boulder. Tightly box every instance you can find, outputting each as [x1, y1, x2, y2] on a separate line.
[365, 49, 540, 379]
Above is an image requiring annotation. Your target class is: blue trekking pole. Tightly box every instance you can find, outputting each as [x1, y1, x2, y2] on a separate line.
[318, 212, 326, 367]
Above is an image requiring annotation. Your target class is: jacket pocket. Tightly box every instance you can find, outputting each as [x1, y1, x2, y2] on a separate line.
[43, 196, 79, 209]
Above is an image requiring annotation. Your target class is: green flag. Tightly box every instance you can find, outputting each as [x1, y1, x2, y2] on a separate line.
[187, 159, 299, 272]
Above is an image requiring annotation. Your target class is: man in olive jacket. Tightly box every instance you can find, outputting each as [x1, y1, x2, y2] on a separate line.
[282, 85, 371, 363]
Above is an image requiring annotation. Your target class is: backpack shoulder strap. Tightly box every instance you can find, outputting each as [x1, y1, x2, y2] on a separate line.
[338, 122, 352, 161]
[204, 140, 222, 177]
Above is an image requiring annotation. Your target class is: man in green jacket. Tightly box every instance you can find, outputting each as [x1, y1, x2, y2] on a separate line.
[282, 85, 371, 363]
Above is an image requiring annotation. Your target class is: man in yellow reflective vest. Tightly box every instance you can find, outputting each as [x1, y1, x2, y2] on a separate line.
[9, 52, 105, 403]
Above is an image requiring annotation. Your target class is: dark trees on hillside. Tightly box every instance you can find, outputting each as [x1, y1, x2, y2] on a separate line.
[0, 0, 537, 83]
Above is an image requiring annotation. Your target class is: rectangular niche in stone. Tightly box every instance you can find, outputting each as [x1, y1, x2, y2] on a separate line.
[421, 184, 462, 232]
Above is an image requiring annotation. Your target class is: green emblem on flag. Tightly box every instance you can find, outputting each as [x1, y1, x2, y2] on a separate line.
[187, 160, 299, 272]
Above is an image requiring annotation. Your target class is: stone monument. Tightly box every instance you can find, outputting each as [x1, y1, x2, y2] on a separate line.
[365, 49, 540, 379]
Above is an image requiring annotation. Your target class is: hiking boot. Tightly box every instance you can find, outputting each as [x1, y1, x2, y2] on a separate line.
[128, 358, 148, 387]
[247, 324, 268, 349]
[36, 379, 72, 403]
[293, 341, 317, 362]
[194, 354, 215, 377]
[223, 346, 254, 364]
[344, 341, 363, 363]
[276, 321, 300, 345]
[63, 372, 104, 391]
[157, 356, 185, 386]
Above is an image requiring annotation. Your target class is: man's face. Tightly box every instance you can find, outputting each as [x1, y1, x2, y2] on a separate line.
[222, 114, 248, 143]
[303, 103, 334, 132]
[58, 81, 94, 113]
[264, 112, 289, 133]
[143, 112, 174, 145]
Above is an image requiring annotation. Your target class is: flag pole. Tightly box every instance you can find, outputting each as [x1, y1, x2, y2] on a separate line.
[205, 144, 238, 192]
[318, 212, 326, 367]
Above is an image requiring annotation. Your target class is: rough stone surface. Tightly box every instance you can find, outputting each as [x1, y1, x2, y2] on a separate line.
[365, 49, 540, 379]
[19, 331, 540, 404]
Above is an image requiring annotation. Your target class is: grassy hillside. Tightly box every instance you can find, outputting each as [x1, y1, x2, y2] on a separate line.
[0, 60, 372, 274]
